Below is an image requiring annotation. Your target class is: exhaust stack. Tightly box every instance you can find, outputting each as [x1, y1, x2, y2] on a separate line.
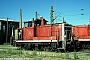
[20, 9, 22, 28]
[36, 11, 37, 19]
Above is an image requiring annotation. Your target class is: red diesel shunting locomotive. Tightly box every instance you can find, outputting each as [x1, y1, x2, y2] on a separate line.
[14, 15, 78, 51]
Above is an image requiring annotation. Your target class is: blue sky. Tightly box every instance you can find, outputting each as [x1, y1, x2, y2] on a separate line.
[0, 0, 90, 26]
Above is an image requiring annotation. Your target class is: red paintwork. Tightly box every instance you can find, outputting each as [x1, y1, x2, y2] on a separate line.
[21, 16, 90, 42]
[72, 25, 90, 40]
[23, 27, 34, 40]
[22, 16, 90, 42]
[22, 24, 62, 40]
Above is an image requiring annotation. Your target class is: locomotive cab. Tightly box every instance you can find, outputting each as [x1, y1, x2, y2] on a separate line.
[24, 17, 48, 27]
[59, 19, 74, 51]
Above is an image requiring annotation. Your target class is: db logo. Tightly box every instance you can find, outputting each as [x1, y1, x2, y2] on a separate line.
[28, 31, 32, 36]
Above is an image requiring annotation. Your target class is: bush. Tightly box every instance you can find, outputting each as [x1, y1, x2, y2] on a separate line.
[3, 43, 10, 45]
